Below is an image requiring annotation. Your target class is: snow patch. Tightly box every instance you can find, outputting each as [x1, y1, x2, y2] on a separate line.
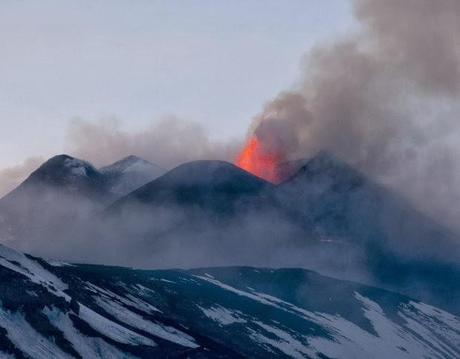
[44, 307, 135, 359]
[94, 296, 198, 348]
[64, 158, 89, 177]
[0, 304, 73, 359]
[0, 244, 68, 297]
[249, 321, 313, 359]
[199, 305, 246, 326]
[78, 304, 156, 347]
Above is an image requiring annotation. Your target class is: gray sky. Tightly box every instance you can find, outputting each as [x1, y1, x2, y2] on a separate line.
[0, 0, 354, 169]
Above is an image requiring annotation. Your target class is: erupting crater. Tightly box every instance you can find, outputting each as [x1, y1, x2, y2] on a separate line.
[235, 135, 283, 184]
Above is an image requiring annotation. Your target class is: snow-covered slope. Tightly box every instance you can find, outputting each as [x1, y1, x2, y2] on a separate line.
[100, 155, 165, 197]
[0, 244, 458, 358]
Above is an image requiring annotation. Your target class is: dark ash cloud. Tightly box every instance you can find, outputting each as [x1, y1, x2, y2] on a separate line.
[247, 0, 460, 230]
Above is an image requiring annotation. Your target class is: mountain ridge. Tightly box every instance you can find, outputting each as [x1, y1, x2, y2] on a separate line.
[1, 152, 459, 316]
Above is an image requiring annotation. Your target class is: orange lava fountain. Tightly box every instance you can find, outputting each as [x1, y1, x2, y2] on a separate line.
[235, 136, 283, 183]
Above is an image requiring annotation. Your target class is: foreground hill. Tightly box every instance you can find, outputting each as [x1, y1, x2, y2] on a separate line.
[0, 244, 458, 359]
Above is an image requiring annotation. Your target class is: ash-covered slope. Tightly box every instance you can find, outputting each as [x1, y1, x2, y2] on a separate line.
[100, 155, 165, 197]
[0, 243, 458, 359]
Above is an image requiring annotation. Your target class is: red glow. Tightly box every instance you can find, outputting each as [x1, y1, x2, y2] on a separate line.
[236, 136, 283, 183]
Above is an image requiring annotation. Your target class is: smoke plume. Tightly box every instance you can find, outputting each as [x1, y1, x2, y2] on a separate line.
[240, 0, 460, 229]
[66, 117, 241, 170]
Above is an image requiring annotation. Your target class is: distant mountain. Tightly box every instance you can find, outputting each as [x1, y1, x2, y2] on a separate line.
[1, 154, 165, 206]
[273, 151, 460, 313]
[0, 154, 163, 253]
[100, 155, 165, 197]
[102, 155, 460, 315]
[110, 160, 273, 216]
[2, 153, 459, 317]
[2, 154, 109, 203]
[0, 155, 110, 245]
[101, 160, 313, 273]
[0, 243, 458, 359]
[276, 151, 460, 260]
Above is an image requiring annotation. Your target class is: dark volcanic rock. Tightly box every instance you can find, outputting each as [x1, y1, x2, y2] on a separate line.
[110, 160, 273, 216]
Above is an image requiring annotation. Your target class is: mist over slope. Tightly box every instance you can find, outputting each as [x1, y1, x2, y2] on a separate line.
[0, 154, 164, 252]
[1, 152, 459, 315]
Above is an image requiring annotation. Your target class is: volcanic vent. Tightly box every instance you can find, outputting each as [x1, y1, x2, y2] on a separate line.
[235, 135, 284, 183]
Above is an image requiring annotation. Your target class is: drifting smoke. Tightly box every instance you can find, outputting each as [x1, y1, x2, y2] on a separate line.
[0, 158, 43, 198]
[66, 117, 241, 169]
[237, 0, 460, 228]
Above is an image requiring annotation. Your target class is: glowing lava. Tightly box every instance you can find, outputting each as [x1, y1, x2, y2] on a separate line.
[236, 136, 283, 183]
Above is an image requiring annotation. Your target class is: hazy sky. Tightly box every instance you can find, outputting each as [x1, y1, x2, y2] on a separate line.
[0, 0, 354, 169]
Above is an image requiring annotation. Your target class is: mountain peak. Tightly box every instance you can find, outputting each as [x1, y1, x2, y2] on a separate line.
[154, 160, 271, 188]
[284, 151, 365, 188]
[101, 155, 165, 177]
[100, 156, 165, 196]
[25, 154, 100, 184]
[1, 154, 109, 202]
[101, 155, 136, 168]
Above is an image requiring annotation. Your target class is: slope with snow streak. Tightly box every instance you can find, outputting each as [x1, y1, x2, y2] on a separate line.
[194, 273, 460, 358]
[100, 155, 165, 196]
[0, 245, 458, 358]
